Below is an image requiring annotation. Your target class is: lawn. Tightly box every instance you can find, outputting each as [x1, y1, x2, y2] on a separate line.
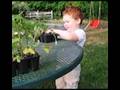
[35, 28, 108, 89]
[79, 29, 108, 89]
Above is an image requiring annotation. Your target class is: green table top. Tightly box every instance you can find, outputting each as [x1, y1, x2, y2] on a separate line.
[12, 40, 83, 89]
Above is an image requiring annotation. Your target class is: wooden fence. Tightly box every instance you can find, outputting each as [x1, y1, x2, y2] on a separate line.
[25, 10, 53, 19]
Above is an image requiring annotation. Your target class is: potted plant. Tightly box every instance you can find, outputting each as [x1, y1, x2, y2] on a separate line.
[34, 24, 58, 43]
[22, 46, 40, 71]
[12, 33, 40, 74]
[39, 32, 58, 43]
[22, 21, 41, 71]
[12, 14, 40, 75]
[12, 14, 30, 74]
[12, 31, 30, 74]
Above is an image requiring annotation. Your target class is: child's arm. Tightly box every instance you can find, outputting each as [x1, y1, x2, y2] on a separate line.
[47, 29, 79, 41]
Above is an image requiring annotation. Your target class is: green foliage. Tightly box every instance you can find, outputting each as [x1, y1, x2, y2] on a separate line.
[101, 1, 108, 20]
[12, 14, 48, 62]
[12, 1, 30, 14]
[12, 1, 108, 20]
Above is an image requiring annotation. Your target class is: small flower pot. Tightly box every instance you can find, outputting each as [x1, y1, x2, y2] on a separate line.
[39, 32, 45, 42]
[17, 58, 30, 74]
[12, 61, 17, 77]
[29, 55, 40, 71]
[39, 32, 58, 43]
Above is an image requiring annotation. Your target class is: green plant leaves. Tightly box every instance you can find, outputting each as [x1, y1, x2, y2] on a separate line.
[12, 14, 48, 62]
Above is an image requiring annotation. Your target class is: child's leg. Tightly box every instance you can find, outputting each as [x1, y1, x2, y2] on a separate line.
[64, 64, 81, 89]
[55, 76, 66, 89]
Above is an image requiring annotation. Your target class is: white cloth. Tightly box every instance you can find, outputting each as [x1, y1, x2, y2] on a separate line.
[56, 64, 81, 89]
[74, 28, 86, 47]
[56, 28, 86, 89]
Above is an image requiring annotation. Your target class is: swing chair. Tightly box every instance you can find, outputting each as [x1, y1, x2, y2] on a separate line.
[84, 1, 101, 30]
[89, 19, 100, 29]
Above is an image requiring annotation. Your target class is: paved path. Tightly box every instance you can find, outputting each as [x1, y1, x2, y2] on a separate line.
[46, 23, 65, 30]
[46, 23, 84, 30]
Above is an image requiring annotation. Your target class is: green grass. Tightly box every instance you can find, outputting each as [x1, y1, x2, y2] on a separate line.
[79, 29, 108, 89]
[79, 44, 108, 89]
[34, 29, 108, 89]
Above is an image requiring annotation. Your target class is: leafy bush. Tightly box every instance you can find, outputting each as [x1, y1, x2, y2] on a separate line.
[12, 1, 108, 20]
[12, 14, 48, 62]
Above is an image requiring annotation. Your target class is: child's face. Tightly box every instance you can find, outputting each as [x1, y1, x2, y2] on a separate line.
[63, 14, 80, 31]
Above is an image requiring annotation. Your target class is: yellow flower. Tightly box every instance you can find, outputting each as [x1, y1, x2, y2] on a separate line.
[28, 48, 35, 54]
[23, 48, 29, 55]
[23, 48, 35, 55]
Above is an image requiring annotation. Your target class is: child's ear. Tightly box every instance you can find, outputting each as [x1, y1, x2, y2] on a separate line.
[77, 18, 81, 24]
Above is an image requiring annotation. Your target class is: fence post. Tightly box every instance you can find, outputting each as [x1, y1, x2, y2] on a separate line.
[30, 12, 31, 19]
[36, 10, 39, 19]
[51, 10, 53, 19]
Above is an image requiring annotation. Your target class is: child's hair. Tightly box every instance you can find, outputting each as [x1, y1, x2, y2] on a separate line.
[62, 6, 84, 25]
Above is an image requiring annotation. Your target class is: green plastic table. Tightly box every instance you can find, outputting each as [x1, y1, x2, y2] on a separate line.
[12, 40, 83, 89]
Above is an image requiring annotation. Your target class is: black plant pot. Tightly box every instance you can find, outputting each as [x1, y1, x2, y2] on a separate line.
[39, 32, 58, 43]
[17, 58, 29, 74]
[29, 55, 40, 71]
[12, 61, 17, 77]
[39, 32, 45, 42]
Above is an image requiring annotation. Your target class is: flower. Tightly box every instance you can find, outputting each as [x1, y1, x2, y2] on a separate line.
[13, 32, 18, 35]
[23, 47, 35, 55]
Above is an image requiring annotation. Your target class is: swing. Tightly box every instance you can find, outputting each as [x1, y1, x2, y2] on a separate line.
[84, 1, 101, 30]
[89, 19, 100, 29]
